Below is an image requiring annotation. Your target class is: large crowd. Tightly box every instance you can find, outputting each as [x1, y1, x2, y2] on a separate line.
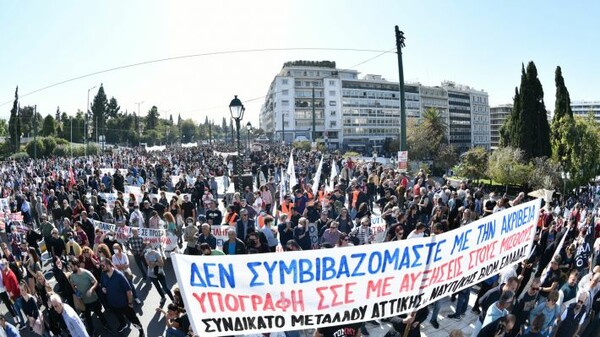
[0, 142, 599, 337]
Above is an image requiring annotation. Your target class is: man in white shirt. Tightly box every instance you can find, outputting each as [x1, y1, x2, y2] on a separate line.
[129, 205, 145, 228]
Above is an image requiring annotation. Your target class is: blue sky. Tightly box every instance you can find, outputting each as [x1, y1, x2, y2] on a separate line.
[1, 0, 599, 126]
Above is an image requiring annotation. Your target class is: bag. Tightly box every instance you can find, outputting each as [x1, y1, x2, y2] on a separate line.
[124, 269, 134, 281]
[30, 315, 44, 335]
[73, 294, 86, 312]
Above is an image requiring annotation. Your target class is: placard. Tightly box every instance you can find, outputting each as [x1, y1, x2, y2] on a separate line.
[173, 199, 540, 337]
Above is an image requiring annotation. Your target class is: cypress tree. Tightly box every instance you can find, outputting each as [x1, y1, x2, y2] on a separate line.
[551, 66, 575, 163]
[527, 62, 551, 158]
[510, 62, 551, 159]
[8, 86, 20, 152]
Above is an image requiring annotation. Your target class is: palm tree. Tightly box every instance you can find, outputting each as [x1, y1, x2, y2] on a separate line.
[421, 107, 448, 144]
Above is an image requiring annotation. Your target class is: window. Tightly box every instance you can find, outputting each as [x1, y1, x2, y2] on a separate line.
[283, 122, 289, 127]
[282, 79, 288, 85]
[282, 100, 289, 107]
[329, 80, 335, 86]
[330, 121, 337, 127]
[330, 110, 336, 116]
[282, 90, 289, 96]
[329, 90, 336, 96]
[329, 101, 337, 106]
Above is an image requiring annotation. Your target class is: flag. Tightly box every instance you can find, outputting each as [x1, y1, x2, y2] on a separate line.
[273, 172, 286, 203]
[287, 150, 297, 191]
[327, 159, 338, 192]
[68, 167, 76, 187]
[312, 155, 324, 197]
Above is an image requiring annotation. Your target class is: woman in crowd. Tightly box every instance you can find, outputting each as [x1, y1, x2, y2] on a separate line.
[25, 247, 42, 294]
[19, 280, 50, 337]
[335, 207, 353, 234]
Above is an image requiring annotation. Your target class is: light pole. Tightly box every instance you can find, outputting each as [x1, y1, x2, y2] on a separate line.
[229, 95, 245, 193]
[86, 85, 97, 157]
[135, 101, 144, 147]
[246, 121, 252, 151]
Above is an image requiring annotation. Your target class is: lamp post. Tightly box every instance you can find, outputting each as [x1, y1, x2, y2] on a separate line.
[246, 121, 252, 151]
[229, 95, 245, 193]
[86, 85, 97, 157]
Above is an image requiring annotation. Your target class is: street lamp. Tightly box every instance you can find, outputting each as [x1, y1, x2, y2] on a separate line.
[85, 85, 97, 157]
[246, 121, 252, 151]
[229, 95, 245, 193]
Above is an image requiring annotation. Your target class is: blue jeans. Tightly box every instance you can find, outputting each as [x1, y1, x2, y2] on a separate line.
[430, 300, 441, 322]
[455, 287, 470, 316]
[13, 297, 25, 324]
[166, 327, 188, 337]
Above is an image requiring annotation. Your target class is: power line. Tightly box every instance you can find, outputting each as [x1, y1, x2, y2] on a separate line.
[179, 47, 396, 114]
[0, 47, 394, 108]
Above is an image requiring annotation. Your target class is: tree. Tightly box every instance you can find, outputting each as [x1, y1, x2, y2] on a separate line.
[433, 144, 458, 175]
[529, 157, 562, 190]
[501, 62, 551, 158]
[569, 114, 600, 185]
[180, 119, 196, 143]
[456, 147, 489, 181]
[146, 106, 159, 130]
[551, 66, 576, 165]
[90, 84, 108, 140]
[407, 108, 448, 160]
[487, 147, 533, 189]
[106, 97, 121, 119]
[0, 119, 7, 137]
[41, 114, 56, 136]
[8, 86, 20, 152]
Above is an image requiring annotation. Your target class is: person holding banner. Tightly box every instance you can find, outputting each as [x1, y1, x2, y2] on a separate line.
[383, 307, 429, 337]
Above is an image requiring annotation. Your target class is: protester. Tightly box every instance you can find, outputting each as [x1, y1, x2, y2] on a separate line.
[100, 258, 145, 335]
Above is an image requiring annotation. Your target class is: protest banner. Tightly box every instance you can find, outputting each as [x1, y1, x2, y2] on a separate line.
[92, 220, 172, 246]
[172, 198, 540, 337]
[397, 151, 408, 172]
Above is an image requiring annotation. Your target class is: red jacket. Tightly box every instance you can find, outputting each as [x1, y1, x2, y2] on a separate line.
[2, 269, 20, 300]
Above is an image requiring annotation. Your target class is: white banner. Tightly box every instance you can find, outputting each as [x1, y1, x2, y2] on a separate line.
[92, 220, 172, 246]
[173, 199, 541, 337]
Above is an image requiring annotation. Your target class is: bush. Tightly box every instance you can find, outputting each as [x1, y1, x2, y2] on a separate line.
[54, 137, 69, 146]
[42, 137, 57, 157]
[292, 141, 311, 152]
[25, 139, 45, 158]
[10, 152, 29, 160]
[342, 151, 360, 159]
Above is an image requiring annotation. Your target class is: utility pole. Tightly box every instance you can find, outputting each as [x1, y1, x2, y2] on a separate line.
[33, 105, 37, 159]
[208, 121, 212, 145]
[86, 86, 97, 157]
[135, 101, 143, 147]
[312, 87, 316, 142]
[281, 113, 285, 144]
[395, 26, 407, 152]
